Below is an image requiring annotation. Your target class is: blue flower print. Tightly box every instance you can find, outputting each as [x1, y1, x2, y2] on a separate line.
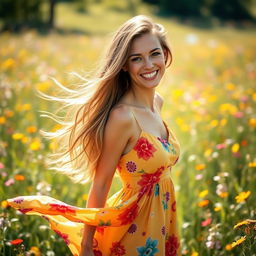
[154, 184, 159, 196]
[137, 237, 159, 256]
[157, 137, 170, 152]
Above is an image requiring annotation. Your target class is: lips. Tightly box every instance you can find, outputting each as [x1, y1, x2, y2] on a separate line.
[140, 70, 158, 80]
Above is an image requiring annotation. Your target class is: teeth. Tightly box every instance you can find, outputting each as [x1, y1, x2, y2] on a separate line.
[142, 70, 157, 79]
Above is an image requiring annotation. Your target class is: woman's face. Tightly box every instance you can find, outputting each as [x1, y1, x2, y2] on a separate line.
[124, 32, 166, 90]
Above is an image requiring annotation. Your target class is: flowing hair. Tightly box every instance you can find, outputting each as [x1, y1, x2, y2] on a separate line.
[39, 15, 173, 184]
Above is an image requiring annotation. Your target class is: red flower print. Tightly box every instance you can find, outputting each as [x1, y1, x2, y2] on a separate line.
[11, 239, 23, 245]
[171, 201, 176, 212]
[110, 241, 126, 256]
[13, 197, 24, 204]
[134, 137, 156, 160]
[117, 203, 139, 225]
[49, 203, 76, 214]
[138, 167, 164, 197]
[93, 249, 103, 256]
[53, 229, 70, 245]
[96, 226, 106, 235]
[18, 208, 33, 214]
[165, 234, 179, 256]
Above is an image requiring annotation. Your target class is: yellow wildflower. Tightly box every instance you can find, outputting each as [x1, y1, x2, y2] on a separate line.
[248, 118, 256, 128]
[26, 126, 37, 133]
[82, 194, 88, 201]
[1, 200, 8, 208]
[198, 200, 209, 207]
[22, 104, 31, 111]
[234, 220, 250, 229]
[191, 252, 199, 256]
[248, 162, 256, 167]
[195, 164, 205, 171]
[21, 136, 29, 144]
[210, 119, 218, 127]
[235, 191, 251, 203]
[231, 143, 239, 153]
[199, 190, 208, 198]
[204, 148, 212, 157]
[0, 116, 6, 124]
[29, 140, 41, 151]
[4, 110, 14, 117]
[12, 133, 24, 140]
[1, 58, 15, 70]
[252, 92, 256, 101]
[231, 236, 246, 248]
[29, 246, 41, 256]
[225, 82, 235, 91]
[14, 174, 25, 181]
[219, 192, 228, 198]
[225, 244, 233, 251]
[220, 118, 227, 126]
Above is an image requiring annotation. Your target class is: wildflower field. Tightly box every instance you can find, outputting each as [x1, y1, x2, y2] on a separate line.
[0, 3, 256, 256]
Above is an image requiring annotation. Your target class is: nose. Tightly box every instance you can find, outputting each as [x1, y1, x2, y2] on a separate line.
[144, 57, 154, 69]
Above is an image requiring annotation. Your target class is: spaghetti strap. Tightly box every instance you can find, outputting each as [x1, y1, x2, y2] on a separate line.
[130, 108, 143, 132]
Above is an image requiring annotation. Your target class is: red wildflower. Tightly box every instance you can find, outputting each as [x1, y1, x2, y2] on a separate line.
[165, 234, 179, 256]
[11, 239, 23, 245]
[134, 137, 156, 160]
[49, 203, 76, 214]
[96, 226, 106, 235]
[53, 229, 70, 245]
[117, 203, 139, 225]
[110, 241, 126, 256]
[138, 167, 163, 196]
[201, 218, 212, 227]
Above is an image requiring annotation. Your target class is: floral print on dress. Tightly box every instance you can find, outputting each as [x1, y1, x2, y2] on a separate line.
[6, 120, 181, 256]
[137, 237, 159, 256]
[134, 137, 157, 160]
[157, 137, 171, 152]
[110, 241, 126, 256]
[117, 202, 139, 225]
[165, 234, 179, 256]
[126, 161, 137, 173]
[137, 166, 164, 197]
[53, 229, 70, 245]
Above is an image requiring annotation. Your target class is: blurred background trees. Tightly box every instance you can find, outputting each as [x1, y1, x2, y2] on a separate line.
[0, 0, 255, 32]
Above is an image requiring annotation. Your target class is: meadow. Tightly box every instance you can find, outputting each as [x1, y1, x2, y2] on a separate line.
[0, 2, 256, 255]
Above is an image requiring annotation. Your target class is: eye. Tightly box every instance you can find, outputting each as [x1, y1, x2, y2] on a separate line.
[152, 51, 161, 56]
[131, 57, 142, 62]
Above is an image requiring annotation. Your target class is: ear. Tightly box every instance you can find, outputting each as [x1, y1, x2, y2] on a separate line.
[163, 48, 168, 63]
[122, 64, 128, 72]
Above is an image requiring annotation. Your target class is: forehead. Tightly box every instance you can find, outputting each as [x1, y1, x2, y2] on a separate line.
[129, 33, 162, 54]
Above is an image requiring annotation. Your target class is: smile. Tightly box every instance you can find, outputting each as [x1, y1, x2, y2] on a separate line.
[140, 70, 158, 80]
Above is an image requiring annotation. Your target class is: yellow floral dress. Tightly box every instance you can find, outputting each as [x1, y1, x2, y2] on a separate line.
[7, 110, 181, 256]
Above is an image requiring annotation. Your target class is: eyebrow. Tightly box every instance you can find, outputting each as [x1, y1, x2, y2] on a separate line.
[129, 48, 160, 58]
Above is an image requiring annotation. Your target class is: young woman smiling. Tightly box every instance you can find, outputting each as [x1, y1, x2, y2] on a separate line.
[7, 15, 181, 256]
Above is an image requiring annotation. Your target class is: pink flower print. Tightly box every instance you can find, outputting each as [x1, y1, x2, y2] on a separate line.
[165, 192, 170, 202]
[126, 161, 137, 173]
[134, 137, 156, 160]
[13, 197, 24, 204]
[161, 226, 166, 235]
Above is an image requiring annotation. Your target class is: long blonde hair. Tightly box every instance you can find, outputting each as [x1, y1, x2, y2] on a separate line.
[40, 15, 173, 184]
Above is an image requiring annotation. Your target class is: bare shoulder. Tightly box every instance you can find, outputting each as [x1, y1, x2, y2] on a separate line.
[107, 104, 133, 131]
[155, 91, 164, 110]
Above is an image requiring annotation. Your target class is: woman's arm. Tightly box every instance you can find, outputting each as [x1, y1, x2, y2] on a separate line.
[80, 106, 133, 255]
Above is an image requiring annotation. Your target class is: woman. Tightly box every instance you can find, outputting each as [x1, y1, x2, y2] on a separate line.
[7, 15, 181, 256]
